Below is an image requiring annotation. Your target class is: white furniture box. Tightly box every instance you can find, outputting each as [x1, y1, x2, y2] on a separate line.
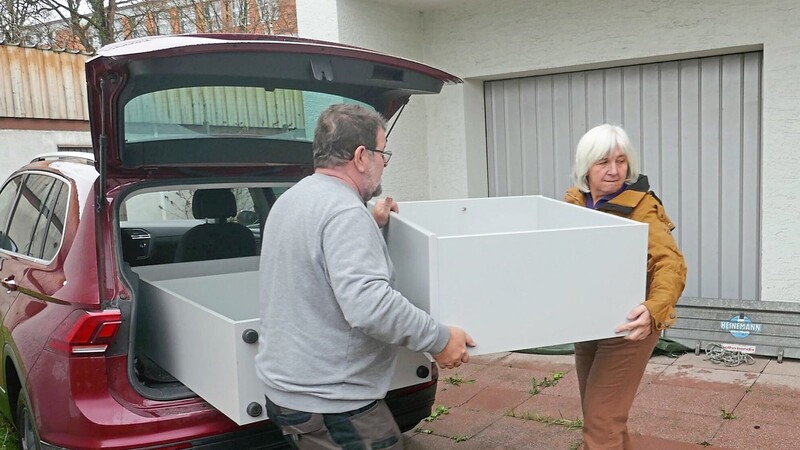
[133, 257, 433, 426]
[131, 195, 647, 425]
[383, 195, 648, 356]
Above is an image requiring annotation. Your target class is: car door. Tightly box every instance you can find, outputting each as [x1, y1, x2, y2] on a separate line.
[0, 174, 28, 312]
[0, 173, 69, 377]
[0, 174, 25, 387]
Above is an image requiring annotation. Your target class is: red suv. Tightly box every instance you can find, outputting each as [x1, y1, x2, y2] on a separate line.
[0, 34, 460, 449]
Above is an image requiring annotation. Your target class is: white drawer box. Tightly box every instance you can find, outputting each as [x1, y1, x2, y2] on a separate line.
[133, 257, 433, 426]
[383, 195, 648, 356]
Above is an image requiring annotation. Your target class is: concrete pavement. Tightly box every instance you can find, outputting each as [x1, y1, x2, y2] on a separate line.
[403, 350, 800, 449]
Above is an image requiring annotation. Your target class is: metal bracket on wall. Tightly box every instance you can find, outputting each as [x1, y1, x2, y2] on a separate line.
[695, 341, 702, 356]
[778, 348, 784, 364]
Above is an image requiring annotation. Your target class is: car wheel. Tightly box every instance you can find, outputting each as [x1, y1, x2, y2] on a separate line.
[16, 391, 41, 450]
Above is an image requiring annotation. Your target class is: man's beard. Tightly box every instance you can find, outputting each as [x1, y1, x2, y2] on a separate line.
[362, 162, 383, 202]
[363, 183, 382, 202]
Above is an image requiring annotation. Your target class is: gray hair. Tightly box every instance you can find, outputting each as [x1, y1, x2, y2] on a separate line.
[312, 104, 387, 169]
[571, 124, 640, 192]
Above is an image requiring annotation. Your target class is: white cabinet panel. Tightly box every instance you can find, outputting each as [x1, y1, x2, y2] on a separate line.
[133, 257, 432, 426]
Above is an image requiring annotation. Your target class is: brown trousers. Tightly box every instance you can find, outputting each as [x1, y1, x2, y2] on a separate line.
[574, 331, 660, 450]
[263, 396, 403, 450]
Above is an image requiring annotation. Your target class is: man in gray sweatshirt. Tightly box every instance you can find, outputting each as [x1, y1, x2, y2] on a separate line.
[255, 104, 473, 449]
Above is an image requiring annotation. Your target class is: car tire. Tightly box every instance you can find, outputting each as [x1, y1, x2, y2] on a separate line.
[16, 390, 41, 450]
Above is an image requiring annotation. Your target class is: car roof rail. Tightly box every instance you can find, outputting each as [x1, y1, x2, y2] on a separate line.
[31, 152, 96, 165]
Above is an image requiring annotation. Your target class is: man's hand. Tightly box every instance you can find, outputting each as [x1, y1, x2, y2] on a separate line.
[615, 304, 652, 341]
[372, 197, 399, 228]
[433, 327, 475, 369]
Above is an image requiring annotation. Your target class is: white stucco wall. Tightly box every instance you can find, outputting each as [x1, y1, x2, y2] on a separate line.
[0, 129, 92, 181]
[297, 0, 800, 301]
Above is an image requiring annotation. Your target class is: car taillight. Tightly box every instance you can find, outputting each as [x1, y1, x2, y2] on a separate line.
[47, 309, 122, 355]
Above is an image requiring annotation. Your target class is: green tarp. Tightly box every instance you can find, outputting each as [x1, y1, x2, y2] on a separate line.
[514, 338, 691, 357]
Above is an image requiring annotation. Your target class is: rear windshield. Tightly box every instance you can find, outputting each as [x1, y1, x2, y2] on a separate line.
[124, 87, 371, 144]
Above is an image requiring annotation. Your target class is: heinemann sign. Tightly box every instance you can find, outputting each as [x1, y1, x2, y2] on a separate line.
[720, 321, 762, 332]
[720, 314, 762, 338]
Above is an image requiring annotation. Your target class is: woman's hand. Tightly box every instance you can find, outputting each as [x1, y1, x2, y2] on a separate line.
[615, 304, 652, 341]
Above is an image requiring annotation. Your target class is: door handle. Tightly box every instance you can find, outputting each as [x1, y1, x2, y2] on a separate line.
[1, 275, 17, 292]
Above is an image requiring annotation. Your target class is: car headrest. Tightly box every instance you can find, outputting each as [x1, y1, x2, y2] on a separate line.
[192, 189, 237, 219]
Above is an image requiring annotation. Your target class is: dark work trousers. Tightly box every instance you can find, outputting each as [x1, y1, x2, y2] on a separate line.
[263, 396, 403, 450]
[574, 330, 660, 450]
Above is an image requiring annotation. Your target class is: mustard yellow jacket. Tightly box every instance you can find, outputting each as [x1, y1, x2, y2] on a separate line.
[564, 175, 687, 332]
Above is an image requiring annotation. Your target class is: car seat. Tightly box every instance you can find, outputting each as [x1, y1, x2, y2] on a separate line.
[173, 189, 257, 262]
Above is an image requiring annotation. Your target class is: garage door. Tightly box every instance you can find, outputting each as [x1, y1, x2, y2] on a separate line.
[485, 52, 762, 301]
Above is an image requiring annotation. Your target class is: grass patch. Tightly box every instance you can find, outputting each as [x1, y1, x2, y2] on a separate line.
[529, 371, 564, 395]
[720, 409, 736, 420]
[0, 416, 19, 450]
[443, 375, 475, 387]
[424, 405, 450, 422]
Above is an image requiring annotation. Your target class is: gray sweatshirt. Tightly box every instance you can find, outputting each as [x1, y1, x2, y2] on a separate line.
[255, 173, 450, 413]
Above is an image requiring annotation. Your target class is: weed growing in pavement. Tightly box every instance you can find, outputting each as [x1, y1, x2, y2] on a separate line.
[533, 415, 583, 430]
[720, 409, 736, 420]
[424, 405, 450, 422]
[505, 410, 540, 421]
[699, 442, 711, 447]
[568, 440, 583, 450]
[505, 411, 583, 430]
[450, 435, 470, 442]
[443, 375, 476, 387]
[529, 371, 565, 394]
[414, 428, 433, 434]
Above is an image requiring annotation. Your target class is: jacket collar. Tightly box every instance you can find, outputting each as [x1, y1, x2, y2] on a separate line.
[567, 175, 650, 215]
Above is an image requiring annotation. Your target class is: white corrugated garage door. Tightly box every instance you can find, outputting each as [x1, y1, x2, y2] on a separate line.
[485, 52, 762, 302]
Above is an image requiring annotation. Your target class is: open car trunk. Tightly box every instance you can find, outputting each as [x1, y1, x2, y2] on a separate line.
[129, 257, 435, 426]
[119, 182, 435, 426]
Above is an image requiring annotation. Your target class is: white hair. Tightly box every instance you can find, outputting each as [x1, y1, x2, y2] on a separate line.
[571, 124, 640, 193]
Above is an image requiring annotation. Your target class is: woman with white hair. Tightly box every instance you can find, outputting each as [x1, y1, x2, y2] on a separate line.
[564, 124, 687, 449]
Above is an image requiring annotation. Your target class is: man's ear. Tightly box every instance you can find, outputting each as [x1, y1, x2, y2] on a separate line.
[353, 145, 368, 173]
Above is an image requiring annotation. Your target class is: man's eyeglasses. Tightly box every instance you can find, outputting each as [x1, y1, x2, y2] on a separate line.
[365, 148, 392, 165]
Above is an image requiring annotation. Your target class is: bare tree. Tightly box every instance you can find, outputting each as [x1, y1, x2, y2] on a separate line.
[37, 0, 114, 52]
[17, 0, 295, 52]
[0, 0, 49, 44]
[158, 190, 194, 219]
[168, 0, 296, 35]
[36, 0, 172, 52]
[255, 0, 293, 35]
